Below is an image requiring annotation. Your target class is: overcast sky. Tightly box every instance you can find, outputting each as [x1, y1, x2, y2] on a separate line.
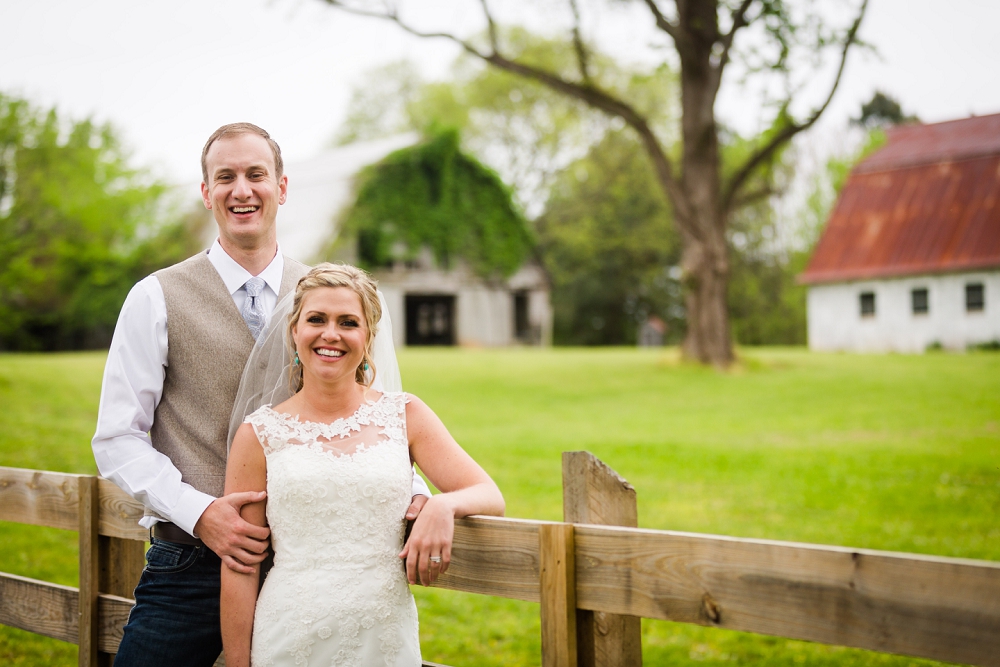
[2, 0, 999, 185]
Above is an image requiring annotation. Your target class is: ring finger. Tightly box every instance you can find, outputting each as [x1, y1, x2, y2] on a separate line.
[428, 555, 443, 582]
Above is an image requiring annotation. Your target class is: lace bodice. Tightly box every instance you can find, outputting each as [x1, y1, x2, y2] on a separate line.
[244, 392, 420, 667]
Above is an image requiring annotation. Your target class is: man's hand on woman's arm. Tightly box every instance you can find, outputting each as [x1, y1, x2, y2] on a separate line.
[195, 491, 270, 574]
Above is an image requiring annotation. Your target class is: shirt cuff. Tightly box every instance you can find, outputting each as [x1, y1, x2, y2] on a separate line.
[171, 487, 217, 537]
[411, 467, 432, 498]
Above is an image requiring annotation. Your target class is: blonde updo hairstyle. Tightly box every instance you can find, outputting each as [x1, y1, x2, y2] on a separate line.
[286, 263, 382, 392]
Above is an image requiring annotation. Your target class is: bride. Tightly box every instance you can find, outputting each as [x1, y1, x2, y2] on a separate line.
[220, 263, 505, 667]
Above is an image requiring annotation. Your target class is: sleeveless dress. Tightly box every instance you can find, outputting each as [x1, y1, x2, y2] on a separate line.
[244, 392, 421, 667]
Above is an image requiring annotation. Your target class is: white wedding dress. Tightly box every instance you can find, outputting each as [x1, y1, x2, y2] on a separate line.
[244, 392, 421, 667]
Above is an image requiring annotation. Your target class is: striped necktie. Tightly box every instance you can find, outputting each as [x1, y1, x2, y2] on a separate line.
[241, 276, 266, 341]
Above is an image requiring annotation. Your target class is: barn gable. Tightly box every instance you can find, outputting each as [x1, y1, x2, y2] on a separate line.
[801, 114, 1000, 352]
[801, 114, 1000, 285]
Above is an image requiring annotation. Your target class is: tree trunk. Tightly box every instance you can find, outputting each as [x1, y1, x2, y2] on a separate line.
[679, 225, 733, 365]
[672, 0, 734, 367]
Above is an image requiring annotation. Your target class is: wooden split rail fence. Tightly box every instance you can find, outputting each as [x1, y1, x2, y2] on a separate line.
[1, 452, 999, 667]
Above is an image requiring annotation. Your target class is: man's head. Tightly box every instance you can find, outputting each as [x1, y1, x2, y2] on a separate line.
[201, 122, 283, 183]
[200, 123, 287, 253]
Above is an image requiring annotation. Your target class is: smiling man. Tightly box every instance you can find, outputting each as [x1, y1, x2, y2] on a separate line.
[92, 123, 429, 667]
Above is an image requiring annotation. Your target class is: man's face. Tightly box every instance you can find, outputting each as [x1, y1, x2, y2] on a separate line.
[201, 133, 287, 251]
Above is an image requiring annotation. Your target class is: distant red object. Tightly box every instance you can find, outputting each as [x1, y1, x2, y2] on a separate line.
[800, 113, 1000, 285]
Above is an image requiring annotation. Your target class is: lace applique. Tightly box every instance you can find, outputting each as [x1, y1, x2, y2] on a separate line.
[245, 392, 420, 667]
[246, 392, 410, 460]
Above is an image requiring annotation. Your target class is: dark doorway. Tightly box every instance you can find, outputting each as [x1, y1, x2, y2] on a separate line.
[513, 291, 530, 342]
[405, 295, 456, 346]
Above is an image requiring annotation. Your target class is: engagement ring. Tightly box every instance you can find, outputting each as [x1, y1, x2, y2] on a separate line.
[429, 556, 442, 563]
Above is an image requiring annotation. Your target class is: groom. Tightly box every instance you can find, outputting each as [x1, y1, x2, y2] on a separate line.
[92, 123, 429, 667]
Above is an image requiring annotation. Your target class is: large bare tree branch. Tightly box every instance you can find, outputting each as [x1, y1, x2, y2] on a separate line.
[482, 51, 695, 228]
[731, 183, 777, 210]
[641, 0, 681, 42]
[708, 0, 755, 97]
[720, 0, 869, 215]
[478, 0, 499, 52]
[320, 0, 695, 227]
[568, 0, 592, 83]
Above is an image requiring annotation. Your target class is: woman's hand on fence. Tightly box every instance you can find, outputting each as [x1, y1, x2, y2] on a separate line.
[399, 494, 454, 586]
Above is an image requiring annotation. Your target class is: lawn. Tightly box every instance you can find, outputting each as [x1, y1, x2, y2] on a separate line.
[1, 348, 997, 666]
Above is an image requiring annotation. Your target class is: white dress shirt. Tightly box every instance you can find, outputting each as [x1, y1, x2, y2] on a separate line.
[92, 241, 429, 536]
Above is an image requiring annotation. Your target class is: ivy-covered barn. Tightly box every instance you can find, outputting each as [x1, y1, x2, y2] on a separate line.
[273, 131, 551, 347]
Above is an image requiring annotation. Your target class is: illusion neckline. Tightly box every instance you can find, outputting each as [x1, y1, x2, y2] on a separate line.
[262, 392, 391, 429]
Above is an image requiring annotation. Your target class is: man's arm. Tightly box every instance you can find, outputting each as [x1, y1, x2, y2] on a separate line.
[405, 468, 431, 520]
[92, 277, 215, 534]
[92, 277, 268, 570]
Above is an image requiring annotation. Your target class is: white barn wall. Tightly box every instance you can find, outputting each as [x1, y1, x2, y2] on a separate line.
[379, 286, 406, 349]
[376, 261, 550, 348]
[807, 270, 1000, 352]
[457, 287, 512, 346]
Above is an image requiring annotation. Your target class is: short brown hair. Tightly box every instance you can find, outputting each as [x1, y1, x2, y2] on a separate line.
[201, 122, 283, 183]
[287, 263, 382, 392]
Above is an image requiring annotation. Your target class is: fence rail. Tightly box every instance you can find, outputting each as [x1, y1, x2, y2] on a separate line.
[2, 454, 999, 667]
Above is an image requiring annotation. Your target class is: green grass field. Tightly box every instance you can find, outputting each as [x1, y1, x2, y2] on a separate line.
[1, 348, 997, 666]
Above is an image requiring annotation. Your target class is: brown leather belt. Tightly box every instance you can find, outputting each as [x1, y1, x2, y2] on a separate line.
[151, 521, 203, 547]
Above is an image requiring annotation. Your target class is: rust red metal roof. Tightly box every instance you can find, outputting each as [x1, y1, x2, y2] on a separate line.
[800, 113, 1000, 284]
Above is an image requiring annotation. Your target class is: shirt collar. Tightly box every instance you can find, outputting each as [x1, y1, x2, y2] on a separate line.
[207, 239, 285, 296]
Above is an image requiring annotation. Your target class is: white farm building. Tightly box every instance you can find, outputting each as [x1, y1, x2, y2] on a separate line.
[200, 134, 552, 348]
[801, 114, 1000, 352]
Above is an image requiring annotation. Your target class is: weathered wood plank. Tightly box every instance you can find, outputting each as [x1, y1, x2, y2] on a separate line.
[79, 476, 100, 666]
[540, 523, 577, 667]
[96, 594, 133, 654]
[574, 525, 1000, 667]
[433, 516, 543, 602]
[0, 468, 148, 542]
[97, 479, 147, 542]
[0, 572, 78, 643]
[563, 452, 641, 667]
[0, 467, 80, 531]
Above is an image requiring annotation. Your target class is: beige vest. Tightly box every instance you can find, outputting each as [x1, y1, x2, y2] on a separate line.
[150, 251, 308, 500]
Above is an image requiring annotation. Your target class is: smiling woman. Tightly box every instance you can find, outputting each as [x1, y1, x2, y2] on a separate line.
[220, 262, 504, 667]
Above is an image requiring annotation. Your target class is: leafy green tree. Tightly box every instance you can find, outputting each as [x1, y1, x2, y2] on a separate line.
[538, 130, 681, 345]
[853, 91, 919, 129]
[318, 0, 869, 366]
[336, 129, 533, 278]
[0, 92, 203, 351]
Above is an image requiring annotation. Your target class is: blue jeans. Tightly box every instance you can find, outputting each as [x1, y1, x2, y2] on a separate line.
[113, 539, 223, 667]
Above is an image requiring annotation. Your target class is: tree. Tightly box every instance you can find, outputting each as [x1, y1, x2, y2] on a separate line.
[0, 92, 204, 351]
[316, 0, 868, 366]
[853, 90, 918, 129]
[538, 129, 682, 344]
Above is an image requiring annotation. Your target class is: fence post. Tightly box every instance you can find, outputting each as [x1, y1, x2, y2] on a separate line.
[540, 523, 577, 667]
[78, 476, 100, 667]
[562, 452, 642, 667]
[97, 484, 145, 665]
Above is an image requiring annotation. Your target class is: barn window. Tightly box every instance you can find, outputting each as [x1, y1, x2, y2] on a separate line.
[966, 283, 985, 312]
[911, 288, 929, 315]
[859, 292, 876, 317]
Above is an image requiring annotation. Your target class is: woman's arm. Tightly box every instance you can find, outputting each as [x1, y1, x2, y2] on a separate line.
[400, 394, 505, 587]
[220, 422, 268, 667]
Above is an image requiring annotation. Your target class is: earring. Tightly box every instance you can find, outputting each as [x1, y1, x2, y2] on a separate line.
[363, 361, 369, 372]
[294, 351, 300, 366]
